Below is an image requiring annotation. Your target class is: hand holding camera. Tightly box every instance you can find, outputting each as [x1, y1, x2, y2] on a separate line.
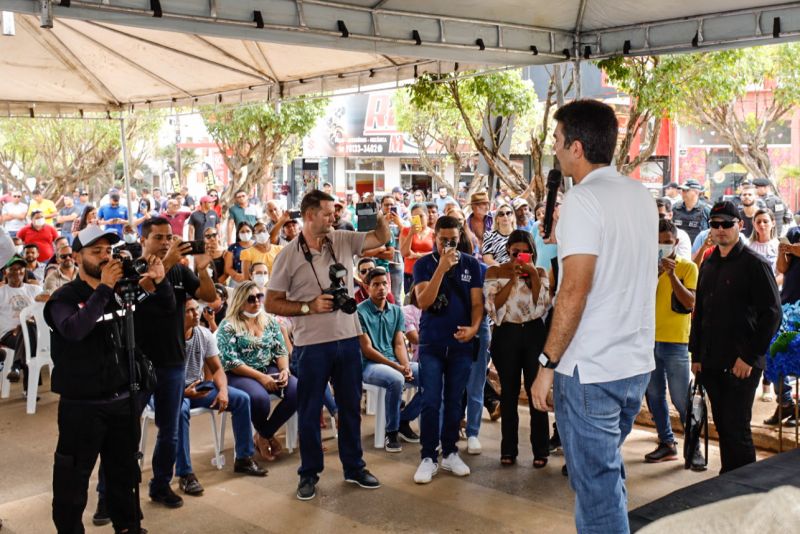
[310, 293, 335, 314]
[100, 257, 124, 289]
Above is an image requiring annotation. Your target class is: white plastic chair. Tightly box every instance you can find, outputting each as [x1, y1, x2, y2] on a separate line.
[139, 405, 224, 470]
[19, 302, 53, 414]
[364, 383, 419, 449]
[0, 346, 15, 398]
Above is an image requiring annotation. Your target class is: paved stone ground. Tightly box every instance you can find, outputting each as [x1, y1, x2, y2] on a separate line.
[0, 375, 762, 534]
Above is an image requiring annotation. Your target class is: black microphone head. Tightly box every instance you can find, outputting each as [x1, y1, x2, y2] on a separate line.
[546, 169, 563, 189]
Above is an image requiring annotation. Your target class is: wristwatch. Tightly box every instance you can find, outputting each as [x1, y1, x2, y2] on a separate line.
[538, 352, 558, 369]
[300, 303, 310, 315]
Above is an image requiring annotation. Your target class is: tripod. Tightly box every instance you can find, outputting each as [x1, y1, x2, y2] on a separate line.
[117, 279, 144, 533]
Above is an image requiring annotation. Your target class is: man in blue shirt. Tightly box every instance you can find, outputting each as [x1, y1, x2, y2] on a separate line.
[412, 215, 484, 484]
[96, 191, 128, 238]
[357, 267, 421, 453]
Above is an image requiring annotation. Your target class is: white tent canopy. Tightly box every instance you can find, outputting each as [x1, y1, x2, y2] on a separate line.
[2, 0, 800, 115]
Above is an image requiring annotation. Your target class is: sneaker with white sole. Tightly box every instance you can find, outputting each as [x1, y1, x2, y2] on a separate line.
[467, 436, 482, 455]
[413, 458, 439, 484]
[441, 452, 470, 476]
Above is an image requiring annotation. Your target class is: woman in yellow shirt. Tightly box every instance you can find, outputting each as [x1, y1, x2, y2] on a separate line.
[240, 221, 283, 278]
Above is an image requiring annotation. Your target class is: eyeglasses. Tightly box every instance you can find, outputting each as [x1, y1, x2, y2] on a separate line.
[204, 233, 218, 239]
[246, 293, 265, 304]
[12, 195, 21, 198]
[359, 268, 373, 275]
[710, 220, 736, 229]
[496, 211, 513, 217]
[58, 254, 72, 260]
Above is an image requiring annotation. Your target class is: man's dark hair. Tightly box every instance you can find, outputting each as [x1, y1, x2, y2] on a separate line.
[357, 257, 376, 269]
[141, 216, 171, 238]
[235, 189, 246, 196]
[659, 218, 678, 238]
[655, 197, 673, 213]
[434, 215, 460, 233]
[300, 189, 335, 216]
[426, 202, 437, 210]
[553, 100, 618, 165]
[506, 229, 538, 265]
[32, 189, 41, 195]
[23, 243, 39, 250]
[365, 267, 388, 285]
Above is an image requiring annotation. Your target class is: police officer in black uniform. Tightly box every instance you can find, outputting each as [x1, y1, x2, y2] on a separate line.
[672, 179, 711, 243]
[46, 226, 174, 534]
[754, 177, 792, 235]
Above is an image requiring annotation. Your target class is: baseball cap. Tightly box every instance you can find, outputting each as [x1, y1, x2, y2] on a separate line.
[709, 201, 739, 222]
[200, 195, 215, 204]
[680, 180, 704, 191]
[391, 186, 403, 194]
[511, 197, 529, 210]
[664, 182, 680, 190]
[73, 225, 121, 252]
[753, 178, 771, 187]
[3, 254, 26, 270]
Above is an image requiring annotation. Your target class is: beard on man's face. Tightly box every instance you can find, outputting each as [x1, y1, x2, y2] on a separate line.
[80, 257, 107, 279]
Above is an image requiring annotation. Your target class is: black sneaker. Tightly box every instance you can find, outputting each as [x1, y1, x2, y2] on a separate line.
[549, 433, 562, 453]
[149, 486, 184, 508]
[344, 468, 381, 489]
[763, 402, 795, 425]
[398, 421, 420, 443]
[297, 476, 318, 501]
[561, 464, 568, 477]
[92, 497, 111, 526]
[178, 473, 204, 496]
[644, 442, 678, 463]
[384, 431, 402, 453]
[690, 447, 707, 472]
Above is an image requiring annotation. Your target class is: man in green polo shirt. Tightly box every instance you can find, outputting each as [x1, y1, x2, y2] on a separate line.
[357, 267, 421, 453]
[226, 189, 258, 243]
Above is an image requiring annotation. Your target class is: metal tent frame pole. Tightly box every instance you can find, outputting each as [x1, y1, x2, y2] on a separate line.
[119, 116, 133, 226]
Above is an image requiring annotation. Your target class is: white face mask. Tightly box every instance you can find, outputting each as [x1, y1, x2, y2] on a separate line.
[252, 274, 268, 287]
[15, 245, 23, 255]
[239, 231, 252, 242]
[658, 244, 675, 261]
[32, 219, 44, 228]
[242, 309, 261, 318]
[254, 232, 269, 244]
[123, 233, 138, 244]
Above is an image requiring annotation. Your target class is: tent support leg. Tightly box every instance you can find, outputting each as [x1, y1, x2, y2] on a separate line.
[119, 117, 133, 226]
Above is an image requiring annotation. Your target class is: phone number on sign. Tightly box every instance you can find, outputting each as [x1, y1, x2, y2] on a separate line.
[344, 144, 384, 154]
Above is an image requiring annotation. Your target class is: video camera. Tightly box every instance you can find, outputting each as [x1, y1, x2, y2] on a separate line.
[323, 263, 357, 314]
[112, 252, 149, 282]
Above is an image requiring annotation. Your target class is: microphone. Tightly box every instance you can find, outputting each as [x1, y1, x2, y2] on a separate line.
[543, 169, 563, 240]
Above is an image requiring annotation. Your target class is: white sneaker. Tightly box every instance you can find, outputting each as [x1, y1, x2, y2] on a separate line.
[467, 436, 482, 455]
[414, 458, 438, 484]
[441, 452, 471, 476]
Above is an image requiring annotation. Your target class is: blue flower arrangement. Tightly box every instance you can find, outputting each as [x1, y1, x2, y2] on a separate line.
[766, 302, 800, 383]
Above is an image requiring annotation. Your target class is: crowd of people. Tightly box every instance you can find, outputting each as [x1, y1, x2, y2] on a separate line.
[0, 98, 795, 534]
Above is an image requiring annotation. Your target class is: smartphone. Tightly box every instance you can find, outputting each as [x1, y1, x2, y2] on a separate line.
[356, 202, 378, 231]
[411, 214, 422, 230]
[288, 209, 301, 219]
[516, 252, 531, 263]
[182, 240, 206, 255]
[779, 236, 791, 245]
[390, 206, 398, 215]
[195, 381, 214, 392]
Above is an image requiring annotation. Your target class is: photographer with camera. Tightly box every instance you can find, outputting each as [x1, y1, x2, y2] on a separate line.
[45, 225, 173, 534]
[412, 216, 484, 484]
[266, 189, 391, 501]
[123, 217, 217, 510]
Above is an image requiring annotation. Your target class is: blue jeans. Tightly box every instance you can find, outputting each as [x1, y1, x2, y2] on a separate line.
[554, 367, 650, 534]
[645, 342, 690, 444]
[419, 343, 473, 461]
[464, 317, 490, 438]
[150, 365, 186, 493]
[362, 361, 421, 433]
[175, 384, 253, 477]
[296, 337, 366, 480]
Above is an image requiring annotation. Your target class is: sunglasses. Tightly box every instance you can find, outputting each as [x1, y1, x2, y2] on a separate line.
[359, 268, 373, 275]
[246, 293, 265, 304]
[58, 254, 72, 260]
[12, 195, 21, 198]
[710, 220, 736, 229]
[204, 233, 218, 239]
[496, 211, 513, 217]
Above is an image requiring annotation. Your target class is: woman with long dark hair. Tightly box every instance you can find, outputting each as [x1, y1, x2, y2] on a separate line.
[484, 230, 551, 467]
[73, 205, 97, 238]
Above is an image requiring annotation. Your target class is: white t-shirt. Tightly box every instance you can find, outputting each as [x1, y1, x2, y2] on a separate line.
[184, 325, 218, 385]
[676, 228, 692, 260]
[0, 283, 42, 338]
[2, 202, 28, 233]
[555, 166, 658, 384]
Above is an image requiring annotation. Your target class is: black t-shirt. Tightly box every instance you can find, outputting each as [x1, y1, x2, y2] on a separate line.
[135, 263, 200, 367]
[781, 227, 800, 305]
[188, 210, 219, 238]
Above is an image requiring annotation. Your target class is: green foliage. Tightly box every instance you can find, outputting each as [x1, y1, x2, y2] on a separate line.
[201, 99, 327, 207]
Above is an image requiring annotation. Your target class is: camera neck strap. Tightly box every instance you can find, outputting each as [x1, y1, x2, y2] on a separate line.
[298, 232, 337, 292]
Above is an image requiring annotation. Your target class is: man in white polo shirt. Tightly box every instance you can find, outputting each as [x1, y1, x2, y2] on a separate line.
[531, 100, 658, 534]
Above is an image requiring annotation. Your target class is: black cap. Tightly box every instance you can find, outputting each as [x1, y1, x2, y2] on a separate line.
[680, 179, 704, 191]
[753, 178, 771, 187]
[664, 182, 680, 189]
[710, 201, 739, 222]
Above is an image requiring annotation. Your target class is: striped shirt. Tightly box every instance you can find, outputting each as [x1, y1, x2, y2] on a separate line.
[184, 325, 218, 385]
[481, 230, 512, 264]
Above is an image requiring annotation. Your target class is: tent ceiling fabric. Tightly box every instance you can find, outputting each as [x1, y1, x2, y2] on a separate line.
[2, 0, 800, 115]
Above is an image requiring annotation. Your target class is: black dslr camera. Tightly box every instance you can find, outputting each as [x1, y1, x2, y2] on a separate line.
[428, 293, 449, 315]
[323, 263, 357, 314]
[113, 252, 149, 281]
